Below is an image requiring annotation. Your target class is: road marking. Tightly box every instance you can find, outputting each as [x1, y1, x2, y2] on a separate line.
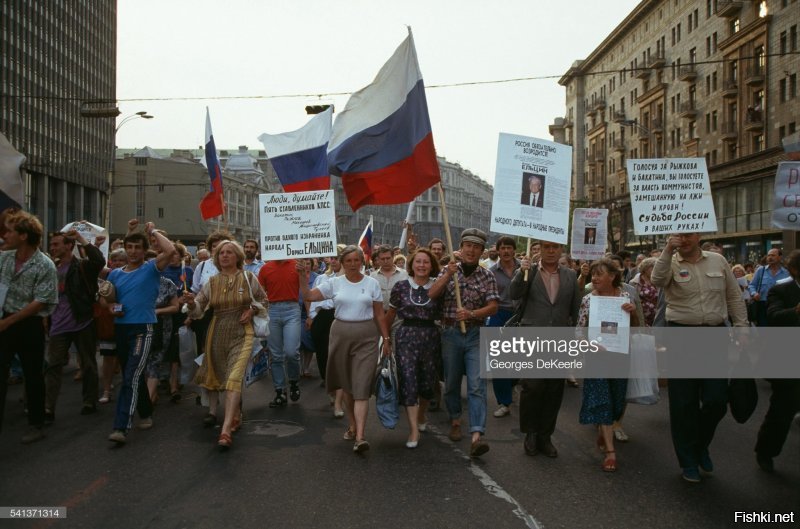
[428, 424, 544, 529]
[33, 475, 109, 529]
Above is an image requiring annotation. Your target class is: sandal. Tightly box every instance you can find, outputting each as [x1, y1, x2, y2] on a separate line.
[269, 391, 287, 408]
[170, 391, 181, 403]
[602, 451, 617, 472]
[99, 391, 111, 404]
[343, 428, 356, 440]
[613, 428, 629, 442]
[218, 432, 232, 450]
[203, 413, 217, 427]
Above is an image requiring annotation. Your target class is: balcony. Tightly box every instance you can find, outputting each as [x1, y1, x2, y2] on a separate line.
[678, 101, 698, 119]
[744, 109, 763, 130]
[650, 118, 664, 134]
[593, 99, 607, 111]
[715, 0, 743, 17]
[585, 105, 597, 117]
[721, 80, 738, 98]
[564, 117, 574, 129]
[612, 140, 625, 153]
[678, 64, 698, 82]
[744, 65, 765, 86]
[588, 151, 605, 163]
[634, 64, 651, 79]
[721, 121, 738, 141]
[646, 51, 666, 69]
[613, 111, 627, 123]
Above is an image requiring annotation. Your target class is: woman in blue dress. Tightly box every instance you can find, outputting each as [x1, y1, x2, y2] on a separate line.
[386, 248, 443, 448]
[576, 257, 638, 472]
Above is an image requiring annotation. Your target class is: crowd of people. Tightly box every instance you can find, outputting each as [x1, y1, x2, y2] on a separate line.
[0, 208, 798, 479]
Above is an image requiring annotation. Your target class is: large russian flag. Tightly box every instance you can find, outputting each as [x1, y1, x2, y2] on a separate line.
[199, 108, 225, 220]
[327, 30, 441, 211]
[258, 107, 332, 192]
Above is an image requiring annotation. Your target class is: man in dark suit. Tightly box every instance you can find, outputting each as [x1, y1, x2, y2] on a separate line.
[521, 174, 545, 207]
[756, 249, 800, 472]
[509, 240, 582, 457]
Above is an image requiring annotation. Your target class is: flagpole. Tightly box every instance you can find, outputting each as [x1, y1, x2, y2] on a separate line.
[398, 199, 416, 250]
[524, 238, 531, 281]
[437, 183, 466, 334]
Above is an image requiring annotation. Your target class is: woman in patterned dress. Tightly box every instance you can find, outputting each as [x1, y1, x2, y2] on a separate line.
[386, 248, 443, 448]
[635, 257, 659, 327]
[185, 240, 267, 449]
[576, 257, 639, 472]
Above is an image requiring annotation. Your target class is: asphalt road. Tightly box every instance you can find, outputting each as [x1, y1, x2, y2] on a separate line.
[0, 359, 797, 529]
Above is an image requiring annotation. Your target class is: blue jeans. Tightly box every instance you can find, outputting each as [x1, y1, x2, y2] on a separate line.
[488, 309, 514, 406]
[268, 302, 301, 391]
[442, 326, 486, 434]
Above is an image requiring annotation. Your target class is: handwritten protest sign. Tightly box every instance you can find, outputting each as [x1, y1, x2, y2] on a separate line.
[626, 158, 717, 235]
[490, 133, 572, 244]
[259, 190, 337, 260]
[771, 162, 800, 230]
[571, 208, 608, 260]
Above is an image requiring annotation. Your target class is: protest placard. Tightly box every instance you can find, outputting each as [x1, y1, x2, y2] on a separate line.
[771, 162, 800, 230]
[626, 158, 717, 235]
[61, 220, 109, 259]
[571, 208, 608, 260]
[490, 133, 572, 244]
[258, 189, 337, 260]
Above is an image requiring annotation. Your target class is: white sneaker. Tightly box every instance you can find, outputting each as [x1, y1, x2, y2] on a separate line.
[138, 417, 153, 430]
[493, 405, 510, 418]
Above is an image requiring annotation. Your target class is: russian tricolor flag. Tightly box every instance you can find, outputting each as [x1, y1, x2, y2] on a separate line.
[199, 108, 226, 220]
[0, 132, 25, 211]
[327, 30, 441, 211]
[258, 107, 333, 192]
[358, 215, 373, 264]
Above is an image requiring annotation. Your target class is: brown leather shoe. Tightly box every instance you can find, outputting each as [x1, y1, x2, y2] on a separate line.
[470, 438, 490, 458]
[537, 436, 558, 458]
[448, 423, 462, 442]
[523, 433, 538, 456]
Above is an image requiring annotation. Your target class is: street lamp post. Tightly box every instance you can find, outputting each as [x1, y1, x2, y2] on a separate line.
[105, 111, 154, 232]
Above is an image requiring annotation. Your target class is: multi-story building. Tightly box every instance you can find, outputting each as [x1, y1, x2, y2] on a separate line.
[1, 1, 116, 234]
[113, 146, 281, 245]
[550, 0, 799, 263]
[115, 148, 494, 253]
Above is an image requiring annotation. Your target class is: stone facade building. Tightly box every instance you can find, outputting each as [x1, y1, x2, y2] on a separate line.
[550, 0, 799, 262]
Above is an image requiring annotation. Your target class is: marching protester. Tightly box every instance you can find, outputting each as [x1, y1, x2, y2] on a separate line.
[385, 248, 443, 448]
[145, 272, 179, 405]
[259, 258, 302, 407]
[650, 233, 748, 482]
[98, 248, 128, 404]
[510, 240, 581, 458]
[747, 248, 789, 326]
[487, 236, 520, 419]
[185, 240, 267, 449]
[160, 242, 193, 401]
[44, 227, 105, 421]
[309, 250, 345, 417]
[429, 228, 499, 458]
[297, 245, 391, 454]
[299, 258, 318, 378]
[0, 211, 58, 444]
[106, 219, 176, 445]
[243, 239, 264, 275]
[576, 257, 638, 472]
[756, 249, 800, 472]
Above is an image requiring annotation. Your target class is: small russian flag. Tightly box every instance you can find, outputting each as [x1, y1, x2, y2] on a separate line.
[358, 215, 373, 265]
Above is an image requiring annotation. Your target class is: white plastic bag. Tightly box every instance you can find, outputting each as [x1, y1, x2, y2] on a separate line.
[626, 333, 660, 405]
[178, 325, 197, 385]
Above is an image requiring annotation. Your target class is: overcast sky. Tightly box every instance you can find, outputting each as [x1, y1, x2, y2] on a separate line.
[116, 0, 642, 185]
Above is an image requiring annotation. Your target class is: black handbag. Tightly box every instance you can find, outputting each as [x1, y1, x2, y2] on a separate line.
[728, 378, 758, 424]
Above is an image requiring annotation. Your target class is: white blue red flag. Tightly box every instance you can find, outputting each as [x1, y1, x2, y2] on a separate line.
[199, 108, 225, 220]
[258, 107, 332, 192]
[0, 132, 25, 211]
[327, 29, 441, 211]
[357, 215, 373, 264]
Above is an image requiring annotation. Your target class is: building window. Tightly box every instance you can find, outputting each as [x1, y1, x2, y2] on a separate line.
[780, 78, 788, 102]
[712, 71, 718, 91]
[158, 184, 165, 192]
[706, 113, 711, 133]
[792, 25, 798, 51]
[730, 18, 740, 35]
[706, 36, 711, 57]
[712, 149, 718, 165]
[135, 157, 147, 166]
[753, 134, 764, 152]
[791, 74, 798, 99]
[712, 110, 718, 131]
[689, 121, 696, 140]
[781, 31, 789, 55]
[158, 207, 164, 218]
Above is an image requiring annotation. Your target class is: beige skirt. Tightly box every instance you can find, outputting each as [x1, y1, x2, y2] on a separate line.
[326, 319, 380, 399]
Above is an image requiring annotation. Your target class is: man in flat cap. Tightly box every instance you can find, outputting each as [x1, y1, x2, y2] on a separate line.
[430, 228, 499, 458]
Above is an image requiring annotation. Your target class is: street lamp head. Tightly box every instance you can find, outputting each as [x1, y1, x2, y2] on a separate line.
[135, 111, 148, 116]
[142, 115, 154, 119]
